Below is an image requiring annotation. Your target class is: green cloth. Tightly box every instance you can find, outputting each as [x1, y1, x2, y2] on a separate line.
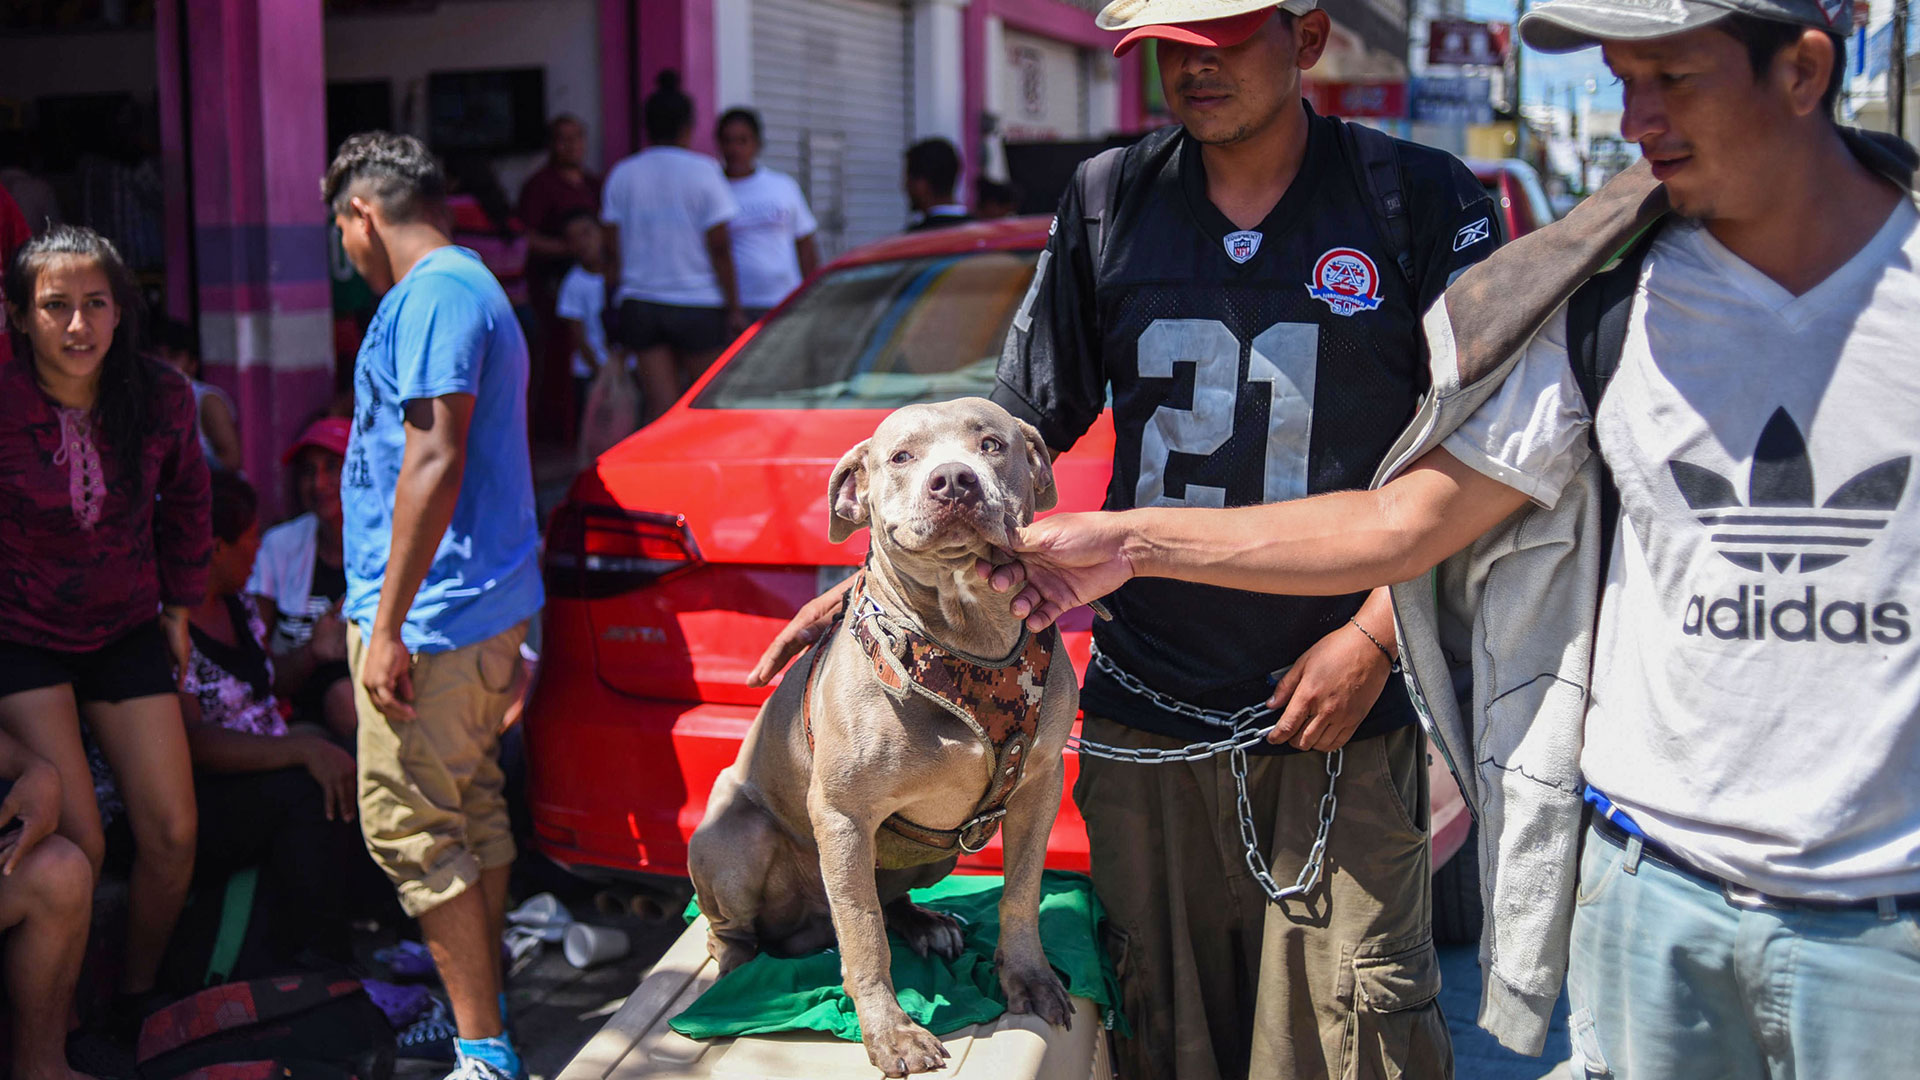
[671, 870, 1127, 1041]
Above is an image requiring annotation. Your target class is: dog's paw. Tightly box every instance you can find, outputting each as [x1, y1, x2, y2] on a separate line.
[998, 960, 1073, 1029]
[886, 902, 967, 960]
[705, 928, 759, 976]
[863, 1018, 950, 1076]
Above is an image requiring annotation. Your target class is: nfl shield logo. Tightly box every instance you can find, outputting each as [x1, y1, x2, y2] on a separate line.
[1224, 230, 1263, 264]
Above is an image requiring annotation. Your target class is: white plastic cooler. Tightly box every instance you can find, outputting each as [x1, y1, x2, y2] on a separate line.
[556, 915, 1111, 1080]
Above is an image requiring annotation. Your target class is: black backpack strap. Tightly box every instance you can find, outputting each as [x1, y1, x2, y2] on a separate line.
[1565, 219, 1665, 581]
[1077, 146, 1128, 277]
[1340, 122, 1416, 289]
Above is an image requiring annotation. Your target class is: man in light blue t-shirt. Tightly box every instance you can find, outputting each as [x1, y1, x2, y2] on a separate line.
[325, 132, 542, 1080]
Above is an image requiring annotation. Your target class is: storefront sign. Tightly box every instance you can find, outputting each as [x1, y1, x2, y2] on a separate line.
[1304, 81, 1409, 119]
[1428, 19, 1512, 66]
[1411, 75, 1494, 125]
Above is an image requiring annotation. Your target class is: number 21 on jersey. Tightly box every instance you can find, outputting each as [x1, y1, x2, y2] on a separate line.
[1135, 318, 1320, 508]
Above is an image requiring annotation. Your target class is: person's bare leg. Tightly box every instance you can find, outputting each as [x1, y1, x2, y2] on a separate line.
[416, 883, 503, 1039]
[635, 345, 676, 425]
[0, 835, 97, 1080]
[482, 863, 510, 968]
[481, 864, 512, 1023]
[86, 694, 197, 995]
[677, 347, 725, 395]
[323, 678, 358, 742]
[0, 688, 105, 876]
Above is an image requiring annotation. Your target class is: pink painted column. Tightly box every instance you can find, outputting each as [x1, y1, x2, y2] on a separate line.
[601, 0, 636, 162]
[156, 0, 193, 322]
[635, 0, 718, 155]
[964, 0, 987, 178]
[184, 0, 334, 519]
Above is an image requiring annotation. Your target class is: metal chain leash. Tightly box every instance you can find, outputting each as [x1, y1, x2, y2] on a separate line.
[1068, 645, 1344, 904]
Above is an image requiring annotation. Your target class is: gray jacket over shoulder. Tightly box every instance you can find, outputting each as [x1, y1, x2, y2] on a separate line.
[1372, 163, 1668, 1056]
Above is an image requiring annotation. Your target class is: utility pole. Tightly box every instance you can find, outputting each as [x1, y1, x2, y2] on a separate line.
[1513, 0, 1526, 115]
[1896, 0, 1910, 140]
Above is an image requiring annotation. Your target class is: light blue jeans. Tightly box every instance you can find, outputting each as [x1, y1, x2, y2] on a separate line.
[1565, 822, 1920, 1079]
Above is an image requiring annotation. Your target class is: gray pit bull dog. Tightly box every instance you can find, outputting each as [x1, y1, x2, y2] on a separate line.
[688, 397, 1078, 1077]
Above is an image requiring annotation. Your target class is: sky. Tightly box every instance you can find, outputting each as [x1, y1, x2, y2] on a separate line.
[1461, 0, 1626, 112]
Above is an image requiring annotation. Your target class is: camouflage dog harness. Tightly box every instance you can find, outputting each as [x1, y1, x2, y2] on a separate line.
[803, 571, 1056, 865]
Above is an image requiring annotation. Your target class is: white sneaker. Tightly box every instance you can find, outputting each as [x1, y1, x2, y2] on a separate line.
[444, 1056, 517, 1080]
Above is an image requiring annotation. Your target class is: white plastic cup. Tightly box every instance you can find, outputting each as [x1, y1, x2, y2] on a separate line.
[508, 892, 569, 928]
[563, 923, 632, 969]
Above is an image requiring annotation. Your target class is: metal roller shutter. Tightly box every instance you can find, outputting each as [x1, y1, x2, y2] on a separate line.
[751, 0, 911, 258]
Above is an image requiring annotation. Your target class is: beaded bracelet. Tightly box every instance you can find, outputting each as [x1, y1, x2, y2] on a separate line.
[1348, 617, 1401, 673]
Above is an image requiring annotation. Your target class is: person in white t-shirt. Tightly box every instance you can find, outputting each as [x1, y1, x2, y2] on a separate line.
[553, 210, 615, 416]
[248, 417, 356, 740]
[716, 108, 820, 320]
[601, 70, 742, 424]
[946, 1, 1920, 1075]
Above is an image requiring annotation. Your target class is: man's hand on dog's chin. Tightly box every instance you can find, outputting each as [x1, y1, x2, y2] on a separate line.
[976, 512, 1136, 632]
[747, 577, 856, 687]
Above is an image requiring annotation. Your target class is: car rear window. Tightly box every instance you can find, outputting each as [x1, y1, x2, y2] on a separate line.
[693, 249, 1041, 410]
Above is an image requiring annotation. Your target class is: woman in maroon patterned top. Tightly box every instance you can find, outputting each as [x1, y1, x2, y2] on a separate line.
[0, 226, 208, 1026]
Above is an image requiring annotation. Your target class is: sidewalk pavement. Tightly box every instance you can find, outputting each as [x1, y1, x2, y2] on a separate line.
[491, 907, 1573, 1080]
[1440, 943, 1573, 1080]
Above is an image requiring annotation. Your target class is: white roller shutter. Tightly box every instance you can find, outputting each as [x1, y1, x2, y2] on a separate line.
[1000, 29, 1091, 141]
[751, 0, 911, 258]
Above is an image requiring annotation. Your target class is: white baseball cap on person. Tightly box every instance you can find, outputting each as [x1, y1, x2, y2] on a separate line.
[1097, 0, 1322, 57]
[1519, 0, 1853, 52]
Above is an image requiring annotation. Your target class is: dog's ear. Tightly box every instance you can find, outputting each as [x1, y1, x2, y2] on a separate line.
[1015, 419, 1057, 514]
[828, 439, 872, 543]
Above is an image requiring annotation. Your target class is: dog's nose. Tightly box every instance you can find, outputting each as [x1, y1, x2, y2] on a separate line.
[927, 463, 981, 504]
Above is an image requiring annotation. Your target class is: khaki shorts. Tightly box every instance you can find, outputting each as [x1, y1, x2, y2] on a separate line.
[1076, 718, 1450, 1080]
[349, 621, 526, 917]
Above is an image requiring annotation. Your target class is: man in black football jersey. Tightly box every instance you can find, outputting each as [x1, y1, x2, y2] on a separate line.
[751, 1, 1497, 1075]
[984, 2, 1495, 1078]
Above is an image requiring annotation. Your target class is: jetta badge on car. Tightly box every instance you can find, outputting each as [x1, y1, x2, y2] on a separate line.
[1224, 230, 1263, 264]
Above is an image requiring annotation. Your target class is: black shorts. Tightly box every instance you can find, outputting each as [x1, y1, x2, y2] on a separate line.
[0, 622, 176, 704]
[616, 299, 728, 354]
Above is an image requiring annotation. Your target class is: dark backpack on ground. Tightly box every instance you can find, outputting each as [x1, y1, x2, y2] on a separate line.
[136, 973, 396, 1080]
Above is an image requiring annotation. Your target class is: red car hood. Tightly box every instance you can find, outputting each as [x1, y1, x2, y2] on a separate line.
[574, 404, 1119, 566]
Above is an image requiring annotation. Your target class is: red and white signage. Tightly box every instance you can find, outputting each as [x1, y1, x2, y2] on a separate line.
[1303, 80, 1409, 119]
[1428, 19, 1512, 67]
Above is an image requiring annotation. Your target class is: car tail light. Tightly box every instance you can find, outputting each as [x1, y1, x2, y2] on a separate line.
[545, 504, 702, 599]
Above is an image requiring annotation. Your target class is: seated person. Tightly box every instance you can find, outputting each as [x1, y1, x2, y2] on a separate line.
[0, 730, 95, 1080]
[184, 472, 395, 967]
[248, 418, 354, 739]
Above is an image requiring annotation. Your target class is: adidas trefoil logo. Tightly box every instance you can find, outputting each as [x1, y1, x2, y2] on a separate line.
[1669, 407, 1910, 574]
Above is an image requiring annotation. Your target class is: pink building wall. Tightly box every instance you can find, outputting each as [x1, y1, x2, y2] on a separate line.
[964, 0, 1153, 183]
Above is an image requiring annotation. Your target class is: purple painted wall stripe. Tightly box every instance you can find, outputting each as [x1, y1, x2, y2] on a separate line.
[193, 223, 332, 289]
[198, 282, 333, 314]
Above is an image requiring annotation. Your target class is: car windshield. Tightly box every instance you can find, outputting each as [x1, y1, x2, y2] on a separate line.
[693, 249, 1041, 410]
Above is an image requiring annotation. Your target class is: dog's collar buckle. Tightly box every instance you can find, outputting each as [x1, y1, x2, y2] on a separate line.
[956, 810, 1008, 854]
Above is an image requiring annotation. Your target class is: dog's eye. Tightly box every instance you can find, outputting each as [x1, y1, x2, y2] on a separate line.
[980, 437, 1004, 454]
[890, 450, 913, 465]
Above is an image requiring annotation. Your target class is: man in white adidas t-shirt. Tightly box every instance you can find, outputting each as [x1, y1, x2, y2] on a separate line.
[980, 0, 1920, 1072]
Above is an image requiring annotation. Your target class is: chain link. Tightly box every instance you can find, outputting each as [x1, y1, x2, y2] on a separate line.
[1088, 645, 1279, 731]
[1071, 645, 1343, 905]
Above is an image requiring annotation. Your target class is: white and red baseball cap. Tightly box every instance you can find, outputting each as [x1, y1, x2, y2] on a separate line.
[1099, 0, 1321, 58]
[283, 416, 352, 464]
